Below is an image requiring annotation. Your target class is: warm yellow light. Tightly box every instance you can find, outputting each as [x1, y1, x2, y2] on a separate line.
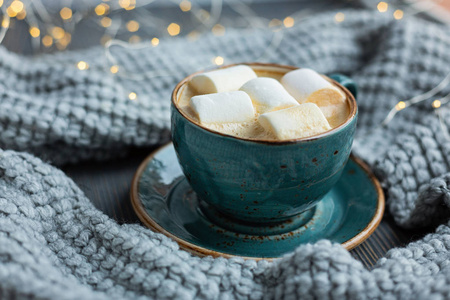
[129, 35, 141, 43]
[180, 0, 191, 12]
[187, 30, 199, 41]
[119, 0, 135, 10]
[151, 37, 159, 46]
[42, 35, 53, 47]
[0, 0, 3, 8]
[126, 20, 139, 32]
[212, 24, 225, 36]
[2, 18, 10, 28]
[59, 33, 71, 46]
[335, 12, 345, 23]
[395, 101, 406, 110]
[167, 23, 180, 36]
[100, 17, 111, 27]
[393, 9, 404, 20]
[100, 35, 111, 45]
[377, 2, 388, 12]
[16, 9, 26, 20]
[29, 27, 40, 38]
[128, 92, 137, 100]
[10, 0, 23, 13]
[214, 56, 224, 65]
[95, 3, 109, 16]
[51, 27, 65, 39]
[7, 6, 17, 17]
[60, 7, 72, 20]
[77, 61, 89, 70]
[110, 65, 119, 74]
[283, 16, 294, 28]
[432, 100, 442, 108]
[56, 43, 67, 50]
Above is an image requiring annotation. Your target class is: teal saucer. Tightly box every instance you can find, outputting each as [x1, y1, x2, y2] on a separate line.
[131, 143, 384, 259]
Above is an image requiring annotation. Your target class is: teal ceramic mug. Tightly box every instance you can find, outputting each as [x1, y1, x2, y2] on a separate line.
[171, 63, 357, 226]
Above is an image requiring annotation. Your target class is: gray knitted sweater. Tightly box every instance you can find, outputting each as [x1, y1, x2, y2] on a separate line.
[1, 9, 450, 299]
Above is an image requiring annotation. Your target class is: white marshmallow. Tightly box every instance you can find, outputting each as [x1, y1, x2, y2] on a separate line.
[190, 91, 255, 124]
[190, 65, 257, 94]
[258, 103, 331, 140]
[281, 68, 345, 106]
[239, 77, 299, 114]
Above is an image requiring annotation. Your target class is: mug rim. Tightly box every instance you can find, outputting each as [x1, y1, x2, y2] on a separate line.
[171, 62, 357, 144]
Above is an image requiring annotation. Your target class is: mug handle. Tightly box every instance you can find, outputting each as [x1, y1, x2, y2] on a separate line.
[328, 74, 357, 100]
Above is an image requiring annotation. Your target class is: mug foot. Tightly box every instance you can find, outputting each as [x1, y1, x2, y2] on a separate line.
[198, 201, 317, 235]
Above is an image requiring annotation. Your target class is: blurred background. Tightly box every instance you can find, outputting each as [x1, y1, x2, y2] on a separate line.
[1, 0, 448, 56]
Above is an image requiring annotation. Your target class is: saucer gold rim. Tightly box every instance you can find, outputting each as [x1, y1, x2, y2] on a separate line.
[130, 143, 385, 260]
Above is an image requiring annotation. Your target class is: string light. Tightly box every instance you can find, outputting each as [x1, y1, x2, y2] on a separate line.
[7, 6, 17, 17]
[214, 56, 224, 65]
[58, 32, 71, 47]
[110, 65, 119, 73]
[126, 20, 139, 32]
[432, 100, 441, 108]
[51, 27, 65, 40]
[151, 37, 159, 46]
[334, 12, 345, 23]
[29, 27, 40, 38]
[101, 17, 112, 27]
[395, 101, 406, 110]
[212, 24, 225, 36]
[77, 61, 89, 70]
[60, 7, 72, 20]
[119, 0, 135, 10]
[128, 92, 137, 100]
[393, 9, 404, 20]
[95, 3, 109, 16]
[167, 23, 180, 36]
[1, 18, 10, 28]
[42, 35, 53, 47]
[283, 16, 294, 28]
[16, 9, 26, 20]
[377, 2, 388, 13]
[129, 35, 140, 43]
[180, 0, 191, 12]
[10, 0, 24, 14]
[0, 0, 3, 8]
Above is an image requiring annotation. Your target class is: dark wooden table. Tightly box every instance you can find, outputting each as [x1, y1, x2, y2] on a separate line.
[2, 0, 433, 268]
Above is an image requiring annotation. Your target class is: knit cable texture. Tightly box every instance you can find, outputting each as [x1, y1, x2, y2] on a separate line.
[1, 9, 450, 299]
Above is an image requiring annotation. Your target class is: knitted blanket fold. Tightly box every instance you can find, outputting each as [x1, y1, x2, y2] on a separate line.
[1, 9, 450, 299]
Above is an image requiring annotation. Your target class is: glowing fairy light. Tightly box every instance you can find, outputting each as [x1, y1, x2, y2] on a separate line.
[16, 9, 26, 20]
[283, 17, 294, 28]
[110, 65, 119, 74]
[335, 12, 345, 23]
[42, 35, 53, 47]
[377, 2, 388, 13]
[151, 37, 159, 46]
[29, 27, 40, 38]
[77, 61, 89, 70]
[119, 0, 135, 10]
[212, 24, 225, 36]
[214, 56, 224, 65]
[101, 17, 112, 27]
[393, 9, 404, 20]
[180, 0, 191, 12]
[7, 6, 17, 17]
[432, 100, 441, 108]
[128, 92, 137, 100]
[167, 23, 180, 36]
[51, 27, 65, 39]
[0, 0, 3, 8]
[126, 20, 139, 32]
[129, 35, 141, 43]
[2, 18, 10, 28]
[60, 7, 72, 20]
[95, 3, 109, 16]
[395, 101, 406, 111]
[10, 0, 23, 14]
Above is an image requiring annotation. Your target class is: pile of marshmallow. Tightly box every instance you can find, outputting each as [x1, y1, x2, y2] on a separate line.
[189, 65, 346, 140]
